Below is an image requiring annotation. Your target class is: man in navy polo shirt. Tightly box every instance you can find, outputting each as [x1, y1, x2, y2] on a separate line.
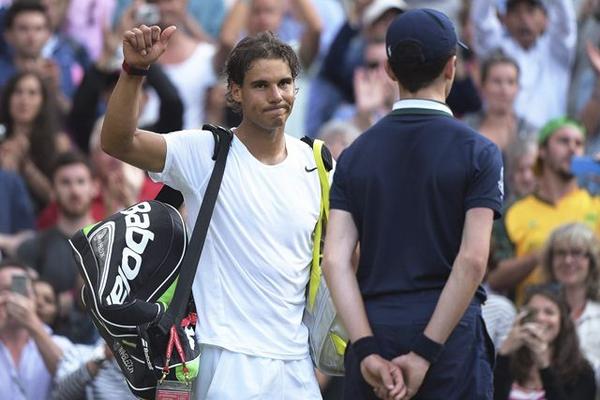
[323, 8, 504, 400]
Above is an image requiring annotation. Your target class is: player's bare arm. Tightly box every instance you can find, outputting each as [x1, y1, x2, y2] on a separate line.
[101, 24, 176, 172]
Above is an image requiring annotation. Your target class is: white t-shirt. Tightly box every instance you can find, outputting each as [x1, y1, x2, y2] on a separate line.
[150, 130, 322, 359]
[576, 300, 600, 385]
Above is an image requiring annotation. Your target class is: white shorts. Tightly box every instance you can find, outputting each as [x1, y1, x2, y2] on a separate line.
[194, 344, 322, 400]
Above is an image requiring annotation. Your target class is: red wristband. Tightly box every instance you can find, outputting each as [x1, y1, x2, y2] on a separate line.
[122, 61, 149, 76]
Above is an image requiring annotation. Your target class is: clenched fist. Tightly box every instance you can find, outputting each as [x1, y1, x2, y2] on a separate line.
[122, 24, 177, 70]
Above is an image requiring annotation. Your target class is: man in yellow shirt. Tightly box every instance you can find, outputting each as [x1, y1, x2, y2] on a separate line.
[489, 117, 599, 304]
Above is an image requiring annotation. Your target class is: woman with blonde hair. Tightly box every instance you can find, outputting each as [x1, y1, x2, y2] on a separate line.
[543, 222, 600, 385]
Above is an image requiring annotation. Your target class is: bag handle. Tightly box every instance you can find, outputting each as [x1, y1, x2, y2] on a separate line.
[156, 124, 233, 333]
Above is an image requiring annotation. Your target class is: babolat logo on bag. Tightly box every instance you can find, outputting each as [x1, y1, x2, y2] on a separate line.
[69, 201, 200, 399]
[105, 203, 156, 306]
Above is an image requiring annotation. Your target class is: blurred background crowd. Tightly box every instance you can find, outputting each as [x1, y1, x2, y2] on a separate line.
[1, 0, 600, 398]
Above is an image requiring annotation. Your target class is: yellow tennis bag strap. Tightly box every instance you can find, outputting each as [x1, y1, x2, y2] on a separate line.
[308, 138, 330, 311]
[305, 138, 348, 358]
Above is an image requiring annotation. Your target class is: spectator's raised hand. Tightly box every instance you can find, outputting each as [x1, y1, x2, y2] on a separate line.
[4, 291, 42, 333]
[122, 24, 177, 69]
[586, 41, 600, 75]
[0, 134, 30, 171]
[498, 311, 529, 352]
[354, 66, 386, 114]
[522, 322, 551, 368]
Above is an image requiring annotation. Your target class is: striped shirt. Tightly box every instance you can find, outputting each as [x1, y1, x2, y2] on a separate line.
[52, 343, 135, 400]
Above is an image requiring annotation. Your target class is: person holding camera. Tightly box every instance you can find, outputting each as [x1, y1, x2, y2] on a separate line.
[0, 259, 72, 400]
[494, 285, 596, 399]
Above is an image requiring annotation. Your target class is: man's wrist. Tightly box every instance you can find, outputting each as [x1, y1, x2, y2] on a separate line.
[409, 333, 444, 365]
[352, 336, 381, 364]
[122, 61, 150, 76]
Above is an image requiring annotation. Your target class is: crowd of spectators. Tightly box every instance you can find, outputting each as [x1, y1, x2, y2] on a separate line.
[1, 0, 600, 399]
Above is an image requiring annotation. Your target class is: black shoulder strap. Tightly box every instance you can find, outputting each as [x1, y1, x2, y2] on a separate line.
[156, 124, 233, 333]
[300, 136, 333, 172]
[153, 127, 226, 209]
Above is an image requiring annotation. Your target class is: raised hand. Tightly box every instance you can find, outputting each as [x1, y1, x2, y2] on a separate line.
[586, 41, 600, 76]
[122, 24, 177, 69]
[521, 323, 551, 368]
[498, 309, 536, 355]
[4, 291, 42, 333]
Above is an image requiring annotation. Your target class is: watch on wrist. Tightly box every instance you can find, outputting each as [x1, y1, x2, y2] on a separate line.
[122, 61, 149, 76]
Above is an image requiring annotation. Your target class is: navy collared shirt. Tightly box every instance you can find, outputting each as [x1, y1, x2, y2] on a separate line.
[330, 99, 503, 317]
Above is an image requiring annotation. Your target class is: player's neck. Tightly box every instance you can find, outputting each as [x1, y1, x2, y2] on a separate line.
[234, 123, 287, 165]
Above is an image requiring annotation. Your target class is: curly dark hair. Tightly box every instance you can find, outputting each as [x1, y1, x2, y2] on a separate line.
[224, 31, 300, 114]
[0, 71, 62, 177]
[510, 285, 591, 385]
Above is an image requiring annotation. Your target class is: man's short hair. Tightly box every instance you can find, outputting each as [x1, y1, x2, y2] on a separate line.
[51, 151, 95, 181]
[224, 31, 301, 113]
[385, 9, 462, 93]
[4, 0, 49, 31]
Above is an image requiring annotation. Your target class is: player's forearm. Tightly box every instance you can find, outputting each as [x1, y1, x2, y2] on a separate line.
[101, 72, 145, 157]
[423, 252, 487, 344]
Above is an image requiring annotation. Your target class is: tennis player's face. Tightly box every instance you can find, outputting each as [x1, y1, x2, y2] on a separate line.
[233, 58, 295, 133]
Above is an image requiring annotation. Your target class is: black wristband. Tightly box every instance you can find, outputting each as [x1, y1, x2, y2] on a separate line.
[352, 336, 380, 364]
[410, 333, 444, 364]
[122, 61, 149, 76]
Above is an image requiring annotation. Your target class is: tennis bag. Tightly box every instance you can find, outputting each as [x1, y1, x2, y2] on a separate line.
[301, 137, 349, 376]
[69, 125, 232, 399]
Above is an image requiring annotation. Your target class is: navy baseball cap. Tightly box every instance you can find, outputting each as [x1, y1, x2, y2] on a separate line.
[385, 8, 466, 62]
